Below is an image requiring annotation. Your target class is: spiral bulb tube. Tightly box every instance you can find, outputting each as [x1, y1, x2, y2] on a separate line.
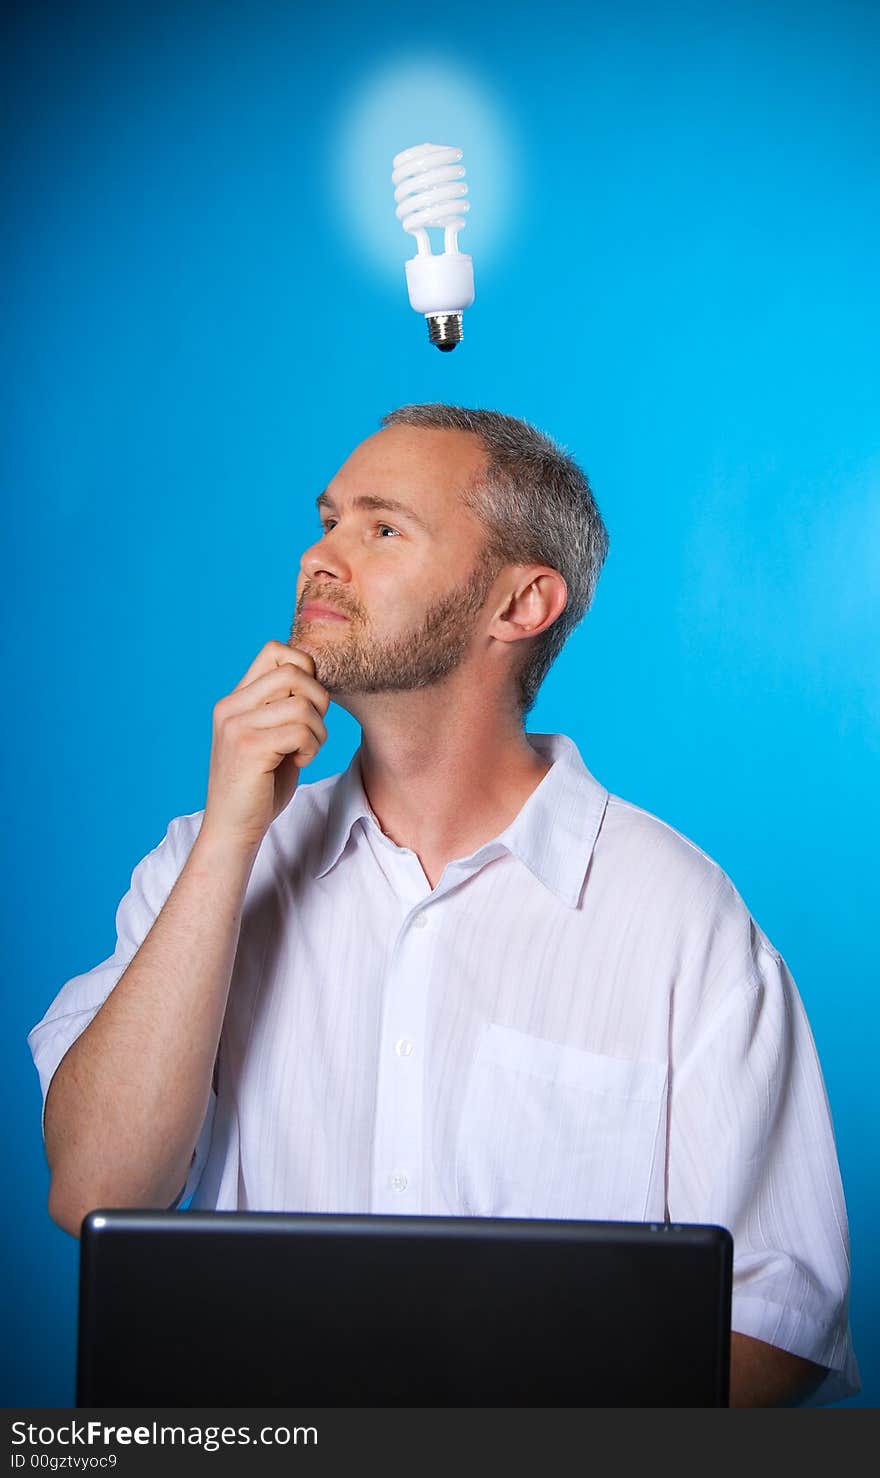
[392, 143, 469, 255]
[391, 143, 475, 351]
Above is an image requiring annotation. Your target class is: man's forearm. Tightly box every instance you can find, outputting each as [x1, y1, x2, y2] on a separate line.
[44, 830, 258, 1236]
[729, 1331, 827, 1407]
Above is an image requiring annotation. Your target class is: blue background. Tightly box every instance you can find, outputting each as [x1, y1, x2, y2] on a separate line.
[3, 0, 877, 1407]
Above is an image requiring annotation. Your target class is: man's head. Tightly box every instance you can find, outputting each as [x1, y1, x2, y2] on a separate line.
[290, 404, 608, 716]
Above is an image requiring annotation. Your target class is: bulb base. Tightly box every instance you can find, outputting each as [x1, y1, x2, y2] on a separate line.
[427, 312, 463, 352]
[405, 252, 474, 315]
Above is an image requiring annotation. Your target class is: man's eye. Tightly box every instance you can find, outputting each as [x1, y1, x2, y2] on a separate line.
[319, 518, 399, 538]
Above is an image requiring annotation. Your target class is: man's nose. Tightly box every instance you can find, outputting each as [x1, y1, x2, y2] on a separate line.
[300, 527, 352, 584]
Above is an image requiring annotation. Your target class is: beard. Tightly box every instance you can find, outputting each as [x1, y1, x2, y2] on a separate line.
[289, 556, 498, 695]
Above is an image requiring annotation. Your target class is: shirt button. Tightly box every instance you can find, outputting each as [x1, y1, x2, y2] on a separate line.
[411, 913, 427, 929]
[395, 1038, 414, 1057]
[389, 1172, 408, 1192]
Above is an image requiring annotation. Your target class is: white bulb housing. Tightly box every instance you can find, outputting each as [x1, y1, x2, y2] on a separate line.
[392, 142, 475, 351]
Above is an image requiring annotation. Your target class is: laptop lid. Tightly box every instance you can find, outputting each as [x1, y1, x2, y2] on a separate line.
[77, 1211, 732, 1407]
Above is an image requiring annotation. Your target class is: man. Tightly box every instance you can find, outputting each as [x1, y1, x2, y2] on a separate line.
[29, 404, 858, 1406]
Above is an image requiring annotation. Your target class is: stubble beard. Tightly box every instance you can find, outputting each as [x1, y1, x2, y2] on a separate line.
[289, 557, 498, 695]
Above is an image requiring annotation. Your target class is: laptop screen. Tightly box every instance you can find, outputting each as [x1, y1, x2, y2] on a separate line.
[77, 1211, 732, 1406]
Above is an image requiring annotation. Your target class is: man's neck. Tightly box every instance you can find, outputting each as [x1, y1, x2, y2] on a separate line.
[348, 684, 551, 890]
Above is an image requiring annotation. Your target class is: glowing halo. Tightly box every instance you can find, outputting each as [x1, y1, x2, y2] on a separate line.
[329, 52, 514, 283]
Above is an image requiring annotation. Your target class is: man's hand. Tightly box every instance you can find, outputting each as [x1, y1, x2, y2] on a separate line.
[202, 641, 330, 854]
[729, 1332, 828, 1407]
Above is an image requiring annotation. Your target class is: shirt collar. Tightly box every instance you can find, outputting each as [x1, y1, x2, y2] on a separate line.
[315, 750, 375, 880]
[494, 733, 608, 907]
[315, 733, 608, 909]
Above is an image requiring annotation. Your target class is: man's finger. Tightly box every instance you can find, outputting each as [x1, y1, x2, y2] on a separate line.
[232, 640, 316, 693]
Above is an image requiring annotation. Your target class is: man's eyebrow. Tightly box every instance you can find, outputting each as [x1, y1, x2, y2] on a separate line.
[315, 490, 431, 531]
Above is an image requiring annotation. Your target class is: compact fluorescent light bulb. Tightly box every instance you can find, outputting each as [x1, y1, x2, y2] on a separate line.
[392, 142, 475, 351]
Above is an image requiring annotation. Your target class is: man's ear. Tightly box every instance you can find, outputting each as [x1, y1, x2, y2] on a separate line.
[489, 567, 568, 646]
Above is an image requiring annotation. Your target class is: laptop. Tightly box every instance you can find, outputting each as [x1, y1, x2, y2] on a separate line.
[77, 1210, 732, 1406]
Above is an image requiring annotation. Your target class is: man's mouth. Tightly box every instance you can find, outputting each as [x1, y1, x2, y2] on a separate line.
[300, 602, 351, 623]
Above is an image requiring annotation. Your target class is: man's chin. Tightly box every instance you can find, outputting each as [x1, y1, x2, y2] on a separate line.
[289, 629, 339, 663]
[289, 644, 358, 695]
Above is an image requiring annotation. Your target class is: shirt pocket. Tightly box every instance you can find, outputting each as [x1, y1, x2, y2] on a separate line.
[455, 1023, 667, 1222]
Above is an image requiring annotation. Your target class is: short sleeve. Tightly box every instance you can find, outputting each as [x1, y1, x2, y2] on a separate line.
[26, 810, 214, 1208]
[667, 890, 860, 1405]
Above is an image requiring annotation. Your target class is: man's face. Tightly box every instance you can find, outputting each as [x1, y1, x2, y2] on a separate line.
[289, 426, 498, 695]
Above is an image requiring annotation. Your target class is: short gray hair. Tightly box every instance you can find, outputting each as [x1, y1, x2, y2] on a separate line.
[379, 403, 609, 715]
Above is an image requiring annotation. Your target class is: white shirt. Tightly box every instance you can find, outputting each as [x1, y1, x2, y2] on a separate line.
[28, 733, 859, 1401]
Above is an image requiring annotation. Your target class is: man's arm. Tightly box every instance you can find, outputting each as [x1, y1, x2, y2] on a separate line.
[45, 642, 329, 1237]
[45, 829, 259, 1235]
[666, 885, 856, 1405]
[729, 1332, 828, 1407]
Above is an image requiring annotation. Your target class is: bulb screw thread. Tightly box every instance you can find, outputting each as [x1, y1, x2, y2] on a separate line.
[426, 312, 463, 352]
